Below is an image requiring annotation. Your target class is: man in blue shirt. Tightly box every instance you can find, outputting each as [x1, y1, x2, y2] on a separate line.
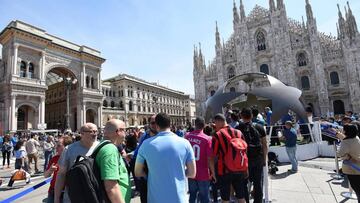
[283, 121, 298, 173]
[135, 113, 196, 203]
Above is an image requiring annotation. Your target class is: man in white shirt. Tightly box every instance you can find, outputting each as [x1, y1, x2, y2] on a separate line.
[25, 134, 40, 173]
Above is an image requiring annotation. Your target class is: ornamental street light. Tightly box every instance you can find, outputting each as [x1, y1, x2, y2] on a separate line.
[63, 77, 77, 132]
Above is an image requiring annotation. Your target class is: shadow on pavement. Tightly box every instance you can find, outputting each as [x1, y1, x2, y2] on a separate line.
[269, 171, 291, 179]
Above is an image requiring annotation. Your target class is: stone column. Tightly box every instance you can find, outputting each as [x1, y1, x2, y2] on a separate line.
[81, 64, 86, 88]
[40, 96, 45, 125]
[83, 103, 87, 124]
[13, 44, 19, 76]
[98, 104, 102, 127]
[40, 51, 46, 81]
[97, 71, 101, 90]
[10, 95, 16, 131]
[26, 62, 30, 78]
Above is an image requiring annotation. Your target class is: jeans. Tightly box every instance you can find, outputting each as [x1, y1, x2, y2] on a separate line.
[188, 179, 210, 203]
[286, 146, 298, 171]
[44, 151, 53, 170]
[347, 175, 360, 203]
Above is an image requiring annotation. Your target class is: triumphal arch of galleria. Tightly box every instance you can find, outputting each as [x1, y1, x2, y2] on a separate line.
[0, 21, 104, 133]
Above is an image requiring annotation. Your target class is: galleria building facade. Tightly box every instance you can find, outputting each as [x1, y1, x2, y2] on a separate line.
[0, 21, 195, 133]
[193, 0, 360, 117]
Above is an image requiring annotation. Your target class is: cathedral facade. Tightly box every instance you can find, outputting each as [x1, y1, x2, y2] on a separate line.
[193, 0, 360, 117]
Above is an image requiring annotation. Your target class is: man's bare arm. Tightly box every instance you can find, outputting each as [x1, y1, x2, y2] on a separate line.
[104, 180, 125, 203]
[186, 159, 196, 178]
[54, 167, 66, 203]
[134, 162, 146, 177]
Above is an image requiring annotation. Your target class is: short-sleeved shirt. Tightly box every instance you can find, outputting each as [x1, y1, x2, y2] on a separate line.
[185, 130, 212, 181]
[95, 141, 131, 203]
[283, 128, 297, 147]
[25, 138, 40, 154]
[136, 131, 195, 203]
[15, 146, 27, 159]
[58, 141, 99, 203]
[46, 155, 60, 192]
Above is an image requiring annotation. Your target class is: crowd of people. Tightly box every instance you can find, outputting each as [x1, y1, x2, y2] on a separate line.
[0, 105, 359, 203]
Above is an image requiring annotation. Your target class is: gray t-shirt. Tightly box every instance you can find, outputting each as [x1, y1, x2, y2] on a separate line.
[59, 140, 99, 203]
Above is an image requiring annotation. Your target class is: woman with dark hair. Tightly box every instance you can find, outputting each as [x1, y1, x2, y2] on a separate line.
[14, 140, 29, 171]
[334, 124, 360, 202]
[2, 135, 12, 169]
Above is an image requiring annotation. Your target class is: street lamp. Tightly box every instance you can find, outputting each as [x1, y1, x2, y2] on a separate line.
[63, 77, 77, 132]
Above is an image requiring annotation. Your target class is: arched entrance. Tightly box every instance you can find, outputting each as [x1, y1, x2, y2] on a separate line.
[17, 105, 36, 130]
[86, 109, 96, 123]
[333, 100, 345, 115]
[45, 67, 78, 131]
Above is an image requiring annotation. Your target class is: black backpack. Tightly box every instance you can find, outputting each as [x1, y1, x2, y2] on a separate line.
[237, 122, 263, 159]
[66, 141, 112, 203]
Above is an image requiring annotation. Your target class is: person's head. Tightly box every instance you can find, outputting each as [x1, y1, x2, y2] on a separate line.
[80, 123, 98, 145]
[240, 108, 253, 122]
[30, 133, 36, 139]
[346, 111, 353, 116]
[4, 135, 10, 142]
[213, 113, 226, 131]
[14, 140, 24, 151]
[251, 108, 259, 118]
[306, 106, 313, 116]
[194, 117, 205, 130]
[47, 135, 54, 142]
[285, 121, 293, 129]
[265, 107, 271, 112]
[148, 114, 157, 133]
[155, 113, 171, 131]
[203, 125, 213, 136]
[343, 124, 358, 139]
[55, 136, 73, 155]
[230, 113, 239, 122]
[104, 119, 127, 145]
[342, 116, 352, 125]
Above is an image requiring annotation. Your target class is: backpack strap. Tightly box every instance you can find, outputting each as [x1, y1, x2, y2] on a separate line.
[90, 140, 112, 159]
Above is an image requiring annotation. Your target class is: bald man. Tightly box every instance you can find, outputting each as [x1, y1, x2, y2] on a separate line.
[54, 123, 99, 203]
[95, 119, 131, 203]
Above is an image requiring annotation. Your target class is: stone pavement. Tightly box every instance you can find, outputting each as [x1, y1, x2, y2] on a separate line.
[268, 164, 357, 203]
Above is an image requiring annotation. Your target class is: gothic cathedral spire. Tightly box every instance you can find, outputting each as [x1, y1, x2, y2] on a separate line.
[347, 1, 358, 36]
[215, 21, 221, 47]
[240, 0, 246, 22]
[276, 0, 284, 10]
[269, 0, 276, 12]
[337, 4, 346, 39]
[233, 0, 239, 26]
[305, 0, 314, 22]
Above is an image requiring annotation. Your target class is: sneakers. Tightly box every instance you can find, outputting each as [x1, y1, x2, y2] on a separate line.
[287, 169, 298, 173]
[26, 178, 31, 184]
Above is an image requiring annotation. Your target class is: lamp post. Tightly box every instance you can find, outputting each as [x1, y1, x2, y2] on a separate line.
[64, 77, 77, 132]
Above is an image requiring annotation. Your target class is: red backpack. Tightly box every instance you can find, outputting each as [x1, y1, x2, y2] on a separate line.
[217, 127, 248, 172]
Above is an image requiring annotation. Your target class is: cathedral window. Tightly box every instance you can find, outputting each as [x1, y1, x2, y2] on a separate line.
[297, 53, 307, 66]
[28, 63, 34, 78]
[228, 66, 235, 79]
[230, 87, 236, 92]
[111, 101, 115, 108]
[210, 90, 216, 96]
[301, 76, 310, 90]
[105, 90, 108, 96]
[260, 64, 269, 75]
[330, 71, 340, 86]
[20, 61, 26, 77]
[86, 76, 90, 88]
[138, 106, 141, 112]
[119, 101, 124, 109]
[256, 31, 266, 51]
[103, 100, 108, 107]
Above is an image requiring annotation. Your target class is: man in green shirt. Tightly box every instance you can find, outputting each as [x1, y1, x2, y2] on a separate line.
[96, 119, 131, 203]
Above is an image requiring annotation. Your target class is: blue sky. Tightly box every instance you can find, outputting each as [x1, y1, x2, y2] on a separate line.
[0, 0, 359, 95]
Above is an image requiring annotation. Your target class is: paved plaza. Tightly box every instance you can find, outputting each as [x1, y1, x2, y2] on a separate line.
[0, 157, 357, 203]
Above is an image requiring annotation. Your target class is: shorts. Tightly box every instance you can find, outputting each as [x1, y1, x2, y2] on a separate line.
[218, 173, 246, 201]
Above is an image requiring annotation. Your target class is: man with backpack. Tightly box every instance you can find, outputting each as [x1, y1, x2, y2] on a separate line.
[237, 108, 268, 203]
[212, 113, 248, 203]
[96, 119, 131, 203]
[54, 123, 99, 203]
